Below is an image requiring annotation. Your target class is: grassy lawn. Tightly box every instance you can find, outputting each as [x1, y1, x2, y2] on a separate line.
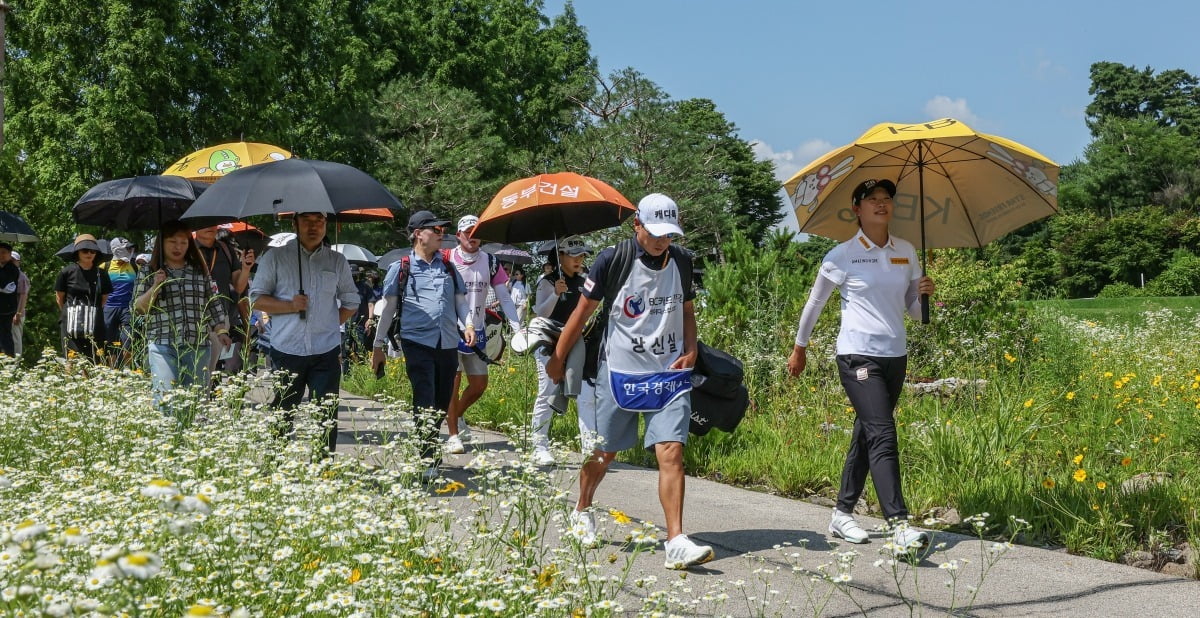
[1031, 296, 1199, 325]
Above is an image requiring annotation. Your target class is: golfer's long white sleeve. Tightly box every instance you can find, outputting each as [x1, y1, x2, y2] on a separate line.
[794, 274, 835, 347]
[373, 295, 397, 348]
[533, 279, 557, 318]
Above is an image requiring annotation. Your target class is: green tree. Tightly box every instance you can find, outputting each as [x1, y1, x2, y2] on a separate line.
[1086, 62, 1200, 139]
[559, 69, 783, 258]
[369, 76, 508, 231]
[1062, 116, 1200, 215]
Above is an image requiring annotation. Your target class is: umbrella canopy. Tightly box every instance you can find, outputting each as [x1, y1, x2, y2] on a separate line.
[470, 172, 635, 243]
[783, 118, 1059, 250]
[481, 242, 532, 265]
[73, 176, 209, 230]
[180, 158, 403, 228]
[56, 238, 113, 263]
[332, 243, 378, 266]
[0, 211, 39, 244]
[163, 141, 292, 183]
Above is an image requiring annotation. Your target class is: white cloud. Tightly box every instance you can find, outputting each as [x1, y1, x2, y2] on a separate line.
[750, 138, 833, 182]
[750, 139, 830, 237]
[923, 95, 980, 126]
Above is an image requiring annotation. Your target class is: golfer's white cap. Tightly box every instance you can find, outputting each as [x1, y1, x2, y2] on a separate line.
[636, 193, 683, 238]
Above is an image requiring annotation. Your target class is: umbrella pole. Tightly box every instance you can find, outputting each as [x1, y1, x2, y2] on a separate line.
[918, 140, 930, 324]
[295, 220, 307, 320]
[555, 235, 567, 302]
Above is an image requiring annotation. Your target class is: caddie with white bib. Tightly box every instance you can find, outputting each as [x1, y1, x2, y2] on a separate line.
[546, 193, 714, 571]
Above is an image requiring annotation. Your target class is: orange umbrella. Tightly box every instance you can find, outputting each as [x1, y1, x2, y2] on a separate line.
[470, 172, 635, 243]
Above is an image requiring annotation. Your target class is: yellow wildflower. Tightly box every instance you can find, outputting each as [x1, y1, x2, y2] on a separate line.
[1066, 391, 1075, 400]
[1042, 477, 1056, 489]
[1096, 481, 1107, 490]
[1073, 469, 1087, 483]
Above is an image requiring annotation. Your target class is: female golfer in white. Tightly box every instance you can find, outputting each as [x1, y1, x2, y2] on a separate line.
[787, 178, 935, 552]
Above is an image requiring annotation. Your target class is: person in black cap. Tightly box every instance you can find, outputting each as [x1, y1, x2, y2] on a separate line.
[0, 241, 21, 357]
[54, 234, 114, 364]
[371, 210, 474, 481]
[786, 178, 936, 553]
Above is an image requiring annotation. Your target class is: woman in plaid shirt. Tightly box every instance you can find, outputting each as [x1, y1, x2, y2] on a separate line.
[134, 221, 232, 411]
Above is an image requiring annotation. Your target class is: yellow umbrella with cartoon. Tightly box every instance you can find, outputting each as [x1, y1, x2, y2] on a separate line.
[783, 117, 1060, 320]
[163, 141, 292, 183]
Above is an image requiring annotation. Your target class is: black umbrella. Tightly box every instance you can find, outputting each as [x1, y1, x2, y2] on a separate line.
[180, 158, 402, 227]
[73, 176, 209, 230]
[0, 211, 39, 244]
[181, 158, 403, 319]
[56, 238, 113, 263]
[481, 242, 532, 265]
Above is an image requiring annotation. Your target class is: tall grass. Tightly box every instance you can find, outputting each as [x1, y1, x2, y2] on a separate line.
[378, 239, 1200, 570]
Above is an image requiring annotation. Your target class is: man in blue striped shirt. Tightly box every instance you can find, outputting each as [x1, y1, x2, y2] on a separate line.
[251, 212, 359, 453]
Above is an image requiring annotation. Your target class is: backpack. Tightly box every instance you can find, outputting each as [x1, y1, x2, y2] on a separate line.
[384, 254, 458, 349]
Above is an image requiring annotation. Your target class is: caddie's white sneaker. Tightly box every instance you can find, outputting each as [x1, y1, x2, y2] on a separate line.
[829, 509, 870, 544]
[663, 534, 715, 570]
[444, 434, 466, 455]
[456, 418, 472, 441]
[533, 447, 556, 466]
[568, 509, 599, 548]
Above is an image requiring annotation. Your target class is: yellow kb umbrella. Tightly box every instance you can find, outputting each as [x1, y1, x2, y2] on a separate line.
[163, 141, 292, 183]
[783, 118, 1059, 251]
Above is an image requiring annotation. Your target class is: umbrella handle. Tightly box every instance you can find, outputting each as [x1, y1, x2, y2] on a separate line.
[920, 293, 930, 324]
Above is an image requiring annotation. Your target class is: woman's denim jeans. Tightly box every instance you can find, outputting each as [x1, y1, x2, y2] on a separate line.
[148, 343, 211, 412]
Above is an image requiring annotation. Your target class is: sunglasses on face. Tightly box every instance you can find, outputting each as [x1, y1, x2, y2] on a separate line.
[78, 249, 98, 254]
[423, 225, 445, 235]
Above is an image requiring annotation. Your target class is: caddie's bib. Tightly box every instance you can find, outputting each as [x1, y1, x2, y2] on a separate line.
[456, 327, 487, 354]
[605, 256, 691, 411]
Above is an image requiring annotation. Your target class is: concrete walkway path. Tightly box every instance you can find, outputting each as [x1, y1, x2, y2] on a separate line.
[333, 391, 1198, 617]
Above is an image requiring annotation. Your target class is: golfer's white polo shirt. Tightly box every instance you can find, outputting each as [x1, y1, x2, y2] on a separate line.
[820, 229, 922, 357]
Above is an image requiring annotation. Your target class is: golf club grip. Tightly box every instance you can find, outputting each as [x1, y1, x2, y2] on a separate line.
[920, 293, 930, 324]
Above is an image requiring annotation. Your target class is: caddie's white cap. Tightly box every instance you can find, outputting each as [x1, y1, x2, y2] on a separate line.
[457, 214, 480, 232]
[636, 193, 683, 238]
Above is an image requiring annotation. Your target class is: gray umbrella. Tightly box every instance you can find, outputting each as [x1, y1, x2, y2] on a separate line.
[0, 211, 39, 244]
[181, 158, 403, 319]
[481, 242, 533, 265]
[332, 243, 378, 267]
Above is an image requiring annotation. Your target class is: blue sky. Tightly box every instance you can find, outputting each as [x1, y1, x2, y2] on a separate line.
[543, 0, 1198, 231]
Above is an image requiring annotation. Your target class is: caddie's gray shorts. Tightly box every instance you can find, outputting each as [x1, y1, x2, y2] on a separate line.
[593, 362, 691, 452]
[458, 349, 490, 376]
